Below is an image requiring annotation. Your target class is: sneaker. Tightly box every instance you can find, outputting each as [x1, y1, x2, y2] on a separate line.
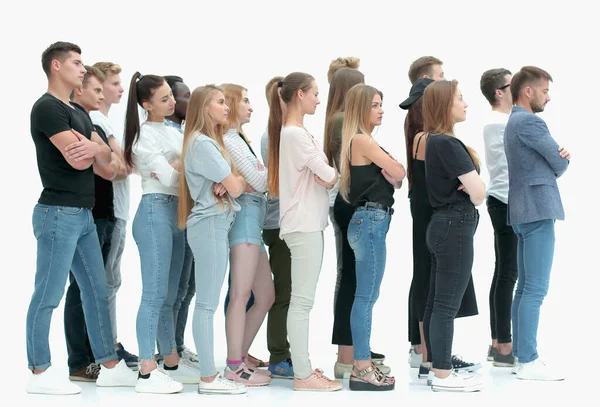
[245, 359, 272, 377]
[431, 371, 483, 392]
[224, 363, 271, 386]
[293, 369, 343, 392]
[117, 343, 139, 370]
[452, 355, 481, 372]
[181, 346, 199, 363]
[511, 357, 521, 374]
[487, 346, 497, 361]
[427, 371, 435, 386]
[246, 353, 269, 368]
[135, 368, 184, 394]
[516, 359, 565, 381]
[335, 361, 391, 379]
[268, 359, 294, 379]
[69, 363, 100, 382]
[96, 359, 138, 387]
[198, 373, 247, 395]
[493, 351, 515, 367]
[418, 362, 430, 379]
[371, 350, 385, 365]
[26, 367, 82, 395]
[408, 347, 423, 368]
[161, 358, 201, 384]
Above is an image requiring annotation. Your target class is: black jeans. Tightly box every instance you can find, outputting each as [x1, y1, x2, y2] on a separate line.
[487, 196, 518, 343]
[64, 216, 115, 372]
[331, 194, 356, 346]
[423, 203, 479, 370]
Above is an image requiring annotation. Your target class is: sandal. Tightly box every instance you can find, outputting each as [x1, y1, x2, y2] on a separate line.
[349, 364, 395, 391]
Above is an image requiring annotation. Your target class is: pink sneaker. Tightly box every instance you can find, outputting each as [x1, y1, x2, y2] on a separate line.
[224, 363, 271, 386]
[293, 369, 343, 392]
[245, 360, 272, 377]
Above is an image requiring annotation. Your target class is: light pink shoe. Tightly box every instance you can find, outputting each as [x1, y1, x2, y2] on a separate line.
[245, 359, 272, 377]
[224, 363, 271, 386]
[293, 369, 343, 392]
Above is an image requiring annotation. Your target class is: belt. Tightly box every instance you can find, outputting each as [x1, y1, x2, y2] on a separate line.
[357, 201, 394, 215]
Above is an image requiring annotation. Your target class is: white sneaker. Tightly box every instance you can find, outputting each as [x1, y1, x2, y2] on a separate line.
[197, 372, 247, 395]
[135, 367, 184, 394]
[161, 358, 201, 384]
[26, 367, 81, 395]
[426, 370, 435, 386]
[511, 357, 521, 374]
[408, 347, 423, 368]
[181, 346, 199, 363]
[516, 359, 565, 381]
[96, 359, 138, 387]
[431, 371, 483, 392]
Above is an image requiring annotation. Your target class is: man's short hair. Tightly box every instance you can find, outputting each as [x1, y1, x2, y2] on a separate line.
[82, 65, 106, 88]
[164, 75, 184, 91]
[510, 66, 553, 103]
[480, 68, 512, 106]
[41, 41, 82, 78]
[408, 56, 443, 84]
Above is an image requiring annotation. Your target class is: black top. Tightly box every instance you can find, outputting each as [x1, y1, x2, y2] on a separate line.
[91, 125, 114, 219]
[30, 93, 95, 208]
[348, 140, 395, 208]
[425, 133, 477, 208]
[408, 133, 430, 206]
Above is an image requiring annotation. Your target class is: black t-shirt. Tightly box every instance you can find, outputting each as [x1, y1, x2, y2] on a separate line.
[92, 125, 114, 219]
[31, 93, 95, 208]
[425, 134, 476, 208]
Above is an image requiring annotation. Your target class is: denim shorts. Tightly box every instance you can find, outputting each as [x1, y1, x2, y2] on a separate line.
[229, 193, 266, 252]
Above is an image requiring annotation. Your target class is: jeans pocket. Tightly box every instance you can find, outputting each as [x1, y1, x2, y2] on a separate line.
[427, 217, 452, 247]
[32, 205, 50, 240]
[347, 218, 363, 246]
[58, 206, 83, 215]
[151, 195, 172, 207]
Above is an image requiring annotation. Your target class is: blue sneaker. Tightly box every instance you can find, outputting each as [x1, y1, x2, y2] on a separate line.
[268, 359, 294, 379]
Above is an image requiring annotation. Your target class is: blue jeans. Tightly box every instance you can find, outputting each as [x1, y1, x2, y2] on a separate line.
[511, 219, 555, 364]
[174, 236, 195, 354]
[133, 194, 185, 360]
[347, 206, 391, 361]
[187, 211, 235, 377]
[423, 203, 479, 370]
[26, 204, 117, 370]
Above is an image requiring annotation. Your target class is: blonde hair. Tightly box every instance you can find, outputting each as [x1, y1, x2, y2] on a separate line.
[339, 84, 383, 202]
[220, 83, 251, 144]
[327, 56, 360, 83]
[178, 85, 237, 228]
[92, 61, 122, 77]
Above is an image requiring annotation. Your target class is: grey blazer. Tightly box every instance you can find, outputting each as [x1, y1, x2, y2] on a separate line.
[504, 106, 569, 225]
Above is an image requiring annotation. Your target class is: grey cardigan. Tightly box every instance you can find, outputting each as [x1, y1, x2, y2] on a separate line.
[504, 106, 569, 225]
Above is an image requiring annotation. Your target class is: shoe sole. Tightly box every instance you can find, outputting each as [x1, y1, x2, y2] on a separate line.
[26, 387, 81, 395]
[69, 376, 97, 382]
[198, 388, 247, 395]
[293, 386, 343, 392]
[432, 383, 483, 392]
[492, 361, 515, 367]
[271, 374, 295, 380]
[349, 380, 395, 391]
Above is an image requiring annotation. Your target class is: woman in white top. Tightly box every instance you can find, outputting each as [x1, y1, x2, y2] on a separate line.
[267, 72, 342, 391]
[219, 84, 274, 386]
[178, 85, 247, 395]
[123, 73, 197, 394]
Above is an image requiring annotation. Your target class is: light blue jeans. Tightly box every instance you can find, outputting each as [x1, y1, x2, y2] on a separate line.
[347, 206, 391, 361]
[26, 204, 118, 370]
[133, 194, 185, 360]
[511, 219, 555, 364]
[187, 211, 235, 376]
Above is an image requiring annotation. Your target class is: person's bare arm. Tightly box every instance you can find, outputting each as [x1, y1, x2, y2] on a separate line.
[458, 170, 486, 206]
[49, 129, 95, 170]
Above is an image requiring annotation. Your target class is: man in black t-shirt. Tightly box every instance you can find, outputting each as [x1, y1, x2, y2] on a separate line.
[63, 65, 129, 382]
[26, 42, 136, 395]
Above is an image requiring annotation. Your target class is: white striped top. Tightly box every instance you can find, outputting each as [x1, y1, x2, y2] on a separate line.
[223, 128, 267, 198]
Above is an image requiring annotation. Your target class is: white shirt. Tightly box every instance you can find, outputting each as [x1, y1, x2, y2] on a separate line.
[132, 122, 182, 197]
[90, 110, 131, 220]
[483, 110, 510, 203]
[223, 128, 267, 199]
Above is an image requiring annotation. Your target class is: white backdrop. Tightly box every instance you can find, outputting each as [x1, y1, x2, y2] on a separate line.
[1, 0, 597, 400]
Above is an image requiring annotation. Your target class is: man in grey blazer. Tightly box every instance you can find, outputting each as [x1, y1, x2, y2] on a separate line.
[504, 66, 570, 381]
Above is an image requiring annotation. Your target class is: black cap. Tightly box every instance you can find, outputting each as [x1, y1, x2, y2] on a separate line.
[399, 77, 435, 110]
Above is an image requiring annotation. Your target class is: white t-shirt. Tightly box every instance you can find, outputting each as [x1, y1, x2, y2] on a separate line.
[90, 110, 131, 220]
[483, 110, 510, 204]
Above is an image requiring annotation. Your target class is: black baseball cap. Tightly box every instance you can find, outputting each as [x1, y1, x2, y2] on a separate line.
[399, 77, 435, 110]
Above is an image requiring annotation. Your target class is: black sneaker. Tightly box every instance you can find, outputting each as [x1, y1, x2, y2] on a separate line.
[371, 350, 385, 365]
[418, 363, 430, 379]
[452, 355, 481, 372]
[492, 351, 515, 367]
[117, 342, 139, 370]
[487, 346, 497, 361]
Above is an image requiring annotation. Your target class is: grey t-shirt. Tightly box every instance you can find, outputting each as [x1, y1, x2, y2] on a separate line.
[261, 128, 280, 230]
[185, 134, 241, 227]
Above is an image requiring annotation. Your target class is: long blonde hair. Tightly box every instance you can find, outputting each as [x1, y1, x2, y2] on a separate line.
[339, 84, 383, 202]
[422, 80, 480, 171]
[220, 83, 251, 144]
[178, 85, 237, 228]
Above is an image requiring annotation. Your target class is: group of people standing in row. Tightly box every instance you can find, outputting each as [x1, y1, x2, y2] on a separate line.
[25, 41, 570, 396]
